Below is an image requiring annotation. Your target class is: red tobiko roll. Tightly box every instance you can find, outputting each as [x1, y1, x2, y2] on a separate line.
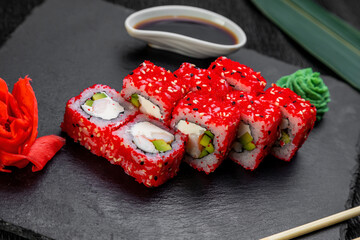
[109, 114, 186, 187]
[259, 84, 317, 161]
[171, 91, 240, 174]
[208, 56, 267, 94]
[0, 76, 65, 172]
[225, 90, 282, 170]
[121, 61, 188, 126]
[174, 62, 232, 97]
[61, 84, 138, 158]
[173, 62, 202, 92]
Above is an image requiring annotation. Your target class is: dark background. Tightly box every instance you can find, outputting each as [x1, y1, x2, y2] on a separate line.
[1, 0, 360, 78]
[0, 0, 359, 239]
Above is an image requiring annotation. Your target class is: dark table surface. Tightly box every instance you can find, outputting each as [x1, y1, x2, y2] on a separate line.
[0, 0, 359, 239]
[2, 0, 360, 77]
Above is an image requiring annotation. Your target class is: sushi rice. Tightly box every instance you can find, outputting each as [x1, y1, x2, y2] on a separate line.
[108, 114, 186, 187]
[61, 84, 138, 157]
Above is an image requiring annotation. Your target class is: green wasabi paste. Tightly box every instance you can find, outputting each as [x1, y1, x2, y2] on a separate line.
[276, 68, 330, 121]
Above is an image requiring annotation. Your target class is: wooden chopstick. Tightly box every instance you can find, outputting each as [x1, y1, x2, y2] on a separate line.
[260, 206, 360, 240]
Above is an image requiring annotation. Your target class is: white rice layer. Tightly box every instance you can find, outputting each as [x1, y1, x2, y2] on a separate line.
[271, 109, 300, 160]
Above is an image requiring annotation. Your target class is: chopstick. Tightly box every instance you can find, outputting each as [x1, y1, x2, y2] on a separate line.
[260, 206, 360, 240]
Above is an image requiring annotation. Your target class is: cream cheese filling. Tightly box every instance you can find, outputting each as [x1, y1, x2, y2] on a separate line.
[138, 95, 162, 119]
[131, 121, 174, 153]
[176, 120, 206, 158]
[81, 92, 124, 120]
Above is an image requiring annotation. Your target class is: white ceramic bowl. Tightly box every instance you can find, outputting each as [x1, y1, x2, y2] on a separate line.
[125, 5, 247, 59]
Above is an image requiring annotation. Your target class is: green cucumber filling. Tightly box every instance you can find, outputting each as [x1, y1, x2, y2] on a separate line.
[175, 120, 215, 159]
[199, 149, 209, 158]
[278, 130, 291, 147]
[92, 92, 107, 100]
[152, 139, 172, 152]
[131, 94, 140, 108]
[204, 130, 214, 139]
[200, 134, 211, 147]
[195, 129, 215, 158]
[232, 122, 256, 153]
[81, 92, 124, 120]
[277, 118, 291, 147]
[85, 99, 94, 107]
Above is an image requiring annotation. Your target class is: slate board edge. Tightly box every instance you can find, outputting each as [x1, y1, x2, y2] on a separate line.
[0, 217, 52, 240]
[0, 0, 359, 239]
[341, 135, 360, 240]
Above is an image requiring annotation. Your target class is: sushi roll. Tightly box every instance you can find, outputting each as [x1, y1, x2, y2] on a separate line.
[61, 84, 138, 157]
[174, 62, 232, 96]
[171, 91, 240, 174]
[208, 56, 267, 94]
[108, 114, 186, 187]
[121, 61, 188, 125]
[227, 91, 282, 170]
[260, 84, 317, 161]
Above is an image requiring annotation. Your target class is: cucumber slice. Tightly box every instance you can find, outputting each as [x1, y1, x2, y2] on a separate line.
[205, 142, 215, 153]
[200, 134, 211, 147]
[281, 130, 291, 144]
[85, 99, 94, 107]
[204, 130, 214, 139]
[152, 139, 172, 152]
[199, 149, 209, 158]
[243, 142, 256, 151]
[239, 132, 253, 145]
[131, 94, 140, 108]
[92, 92, 107, 100]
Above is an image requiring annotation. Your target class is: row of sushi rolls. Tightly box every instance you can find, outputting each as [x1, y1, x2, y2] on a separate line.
[62, 56, 319, 187]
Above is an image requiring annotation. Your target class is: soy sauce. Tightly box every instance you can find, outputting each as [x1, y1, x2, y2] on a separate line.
[134, 16, 238, 45]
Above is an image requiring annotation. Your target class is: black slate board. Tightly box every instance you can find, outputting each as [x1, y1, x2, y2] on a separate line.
[0, 0, 359, 239]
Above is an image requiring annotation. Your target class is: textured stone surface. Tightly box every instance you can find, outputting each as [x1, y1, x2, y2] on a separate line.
[0, 0, 359, 239]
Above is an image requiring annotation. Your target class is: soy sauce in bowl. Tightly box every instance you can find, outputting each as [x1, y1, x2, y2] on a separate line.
[125, 5, 247, 58]
[134, 16, 238, 46]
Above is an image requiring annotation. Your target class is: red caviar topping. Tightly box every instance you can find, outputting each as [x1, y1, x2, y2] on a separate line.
[260, 84, 317, 122]
[172, 91, 239, 127]
[226, 90, 281, 123]
[174, 62, 232, 97]
[121, 61, 188, 124]
[122, 61, 186, 103]
[209, 56, 267, 94]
